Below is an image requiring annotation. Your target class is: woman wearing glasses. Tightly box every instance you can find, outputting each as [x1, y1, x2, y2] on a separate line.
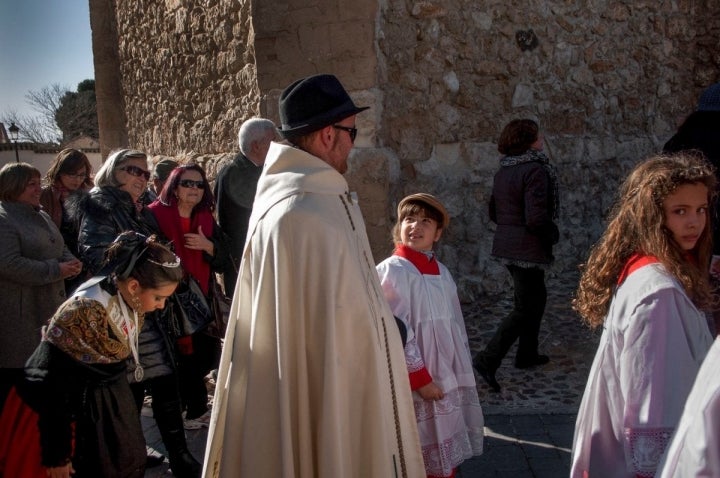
[40, 148, 94, 293]
[70, 149, 201, 477]
[71, 149, 156, 274]
[149, 163, 228, 429]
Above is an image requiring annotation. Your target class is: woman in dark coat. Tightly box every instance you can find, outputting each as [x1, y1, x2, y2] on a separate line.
[68, 149, 201, 477]
[473, 119, 559, 393]
[0, 163, 82, 412]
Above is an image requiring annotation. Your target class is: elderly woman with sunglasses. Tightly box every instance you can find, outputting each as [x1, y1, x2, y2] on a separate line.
[148, 163, 229, 429]
[69, 149, 202, 477]
[70, 149, 157, 274]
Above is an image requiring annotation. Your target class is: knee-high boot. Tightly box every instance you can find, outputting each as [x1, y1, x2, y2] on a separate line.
[152, 397, 201, 478]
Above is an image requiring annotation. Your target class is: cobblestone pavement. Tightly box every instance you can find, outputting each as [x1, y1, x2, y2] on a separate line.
[466, 268, 599, 415]
[144, 267, 598, 477]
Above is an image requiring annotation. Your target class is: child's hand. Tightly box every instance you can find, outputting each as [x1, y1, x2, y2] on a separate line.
[418, 382, 444, 401]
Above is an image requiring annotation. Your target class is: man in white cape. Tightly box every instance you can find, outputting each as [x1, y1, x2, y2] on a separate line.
[203, 74, 424, 478]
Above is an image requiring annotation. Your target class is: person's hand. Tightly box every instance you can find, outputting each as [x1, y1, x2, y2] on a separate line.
[417, 381, 444, 401]
[46, 462, 75, 478]
[59, 259, 83, 279]
[184, 225, 214, 255]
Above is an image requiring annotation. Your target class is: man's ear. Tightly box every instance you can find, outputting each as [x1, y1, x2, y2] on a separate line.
[434, 228, 443, 242]
[318, 125, 334, 148]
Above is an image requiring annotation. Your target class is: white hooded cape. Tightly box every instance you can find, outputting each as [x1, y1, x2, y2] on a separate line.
[203, 143, 424, 478]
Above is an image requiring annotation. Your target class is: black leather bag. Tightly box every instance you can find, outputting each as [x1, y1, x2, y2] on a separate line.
[173, 275, 212, 335]
[206, 276, 231, 339]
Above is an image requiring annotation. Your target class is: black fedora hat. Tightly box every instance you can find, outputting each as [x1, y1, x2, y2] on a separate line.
[278, 74, 369, 139]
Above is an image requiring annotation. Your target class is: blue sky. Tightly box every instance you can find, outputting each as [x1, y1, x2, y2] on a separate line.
[0, 0, 94, 118]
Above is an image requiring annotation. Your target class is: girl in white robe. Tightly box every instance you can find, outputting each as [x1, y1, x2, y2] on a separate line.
[571, 153, 716, 477]
[377, 193, 484, 478]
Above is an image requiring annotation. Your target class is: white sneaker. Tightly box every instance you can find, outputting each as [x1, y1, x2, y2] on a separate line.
[183, 410, 211, 430]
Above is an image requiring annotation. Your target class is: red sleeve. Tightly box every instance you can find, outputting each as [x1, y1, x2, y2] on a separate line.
[409, 367, 432, 390]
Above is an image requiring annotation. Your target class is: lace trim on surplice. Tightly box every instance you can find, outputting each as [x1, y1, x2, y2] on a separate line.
[623, 426, 674, 477]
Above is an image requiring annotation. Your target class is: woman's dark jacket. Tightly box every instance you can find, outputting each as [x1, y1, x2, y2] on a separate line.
[67, 187, 177, 380]
[489, 159, 558, 265]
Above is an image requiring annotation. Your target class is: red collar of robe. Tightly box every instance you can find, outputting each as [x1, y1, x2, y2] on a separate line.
[393, 243, 440, 275]
[617, 253, 660, 285]
[617, 252, 698, 285]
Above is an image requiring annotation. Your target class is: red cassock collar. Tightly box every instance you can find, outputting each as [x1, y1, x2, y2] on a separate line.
[393, 243, 440, 275]
[617, 253, 659, 285]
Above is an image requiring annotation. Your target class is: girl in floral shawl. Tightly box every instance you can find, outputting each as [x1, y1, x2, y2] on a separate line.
[0, 232, 182, 478]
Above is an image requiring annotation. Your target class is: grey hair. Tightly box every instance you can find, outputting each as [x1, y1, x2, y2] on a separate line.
[94, 149, 148, 188]
[238, 118, 277, 156]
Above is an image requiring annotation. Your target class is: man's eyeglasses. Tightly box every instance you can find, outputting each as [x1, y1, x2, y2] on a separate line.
[118, 165, 151, 181]
[178, 179, 205, 189]
[332, 125, 358, 143]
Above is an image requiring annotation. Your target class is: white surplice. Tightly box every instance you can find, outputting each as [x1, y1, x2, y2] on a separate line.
[657, 337, 720, 477]
[571, 263, 713, 477]
[377, 253, 484, 476]
[202, 143, 424, 478]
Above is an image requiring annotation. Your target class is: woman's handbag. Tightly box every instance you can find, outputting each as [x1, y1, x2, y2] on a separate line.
[207, 275, 231, 339]
[173, 275, 213, 335]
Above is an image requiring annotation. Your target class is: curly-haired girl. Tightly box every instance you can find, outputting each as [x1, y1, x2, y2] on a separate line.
[571, 153, 717, 477]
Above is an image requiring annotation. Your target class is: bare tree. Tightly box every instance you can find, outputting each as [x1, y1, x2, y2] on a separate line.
[0, 108, 61, 145]
[1, 83, 69, 144]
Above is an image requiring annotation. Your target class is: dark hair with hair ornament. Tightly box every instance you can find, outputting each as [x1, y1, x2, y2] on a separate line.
[103, 231, 183, 288]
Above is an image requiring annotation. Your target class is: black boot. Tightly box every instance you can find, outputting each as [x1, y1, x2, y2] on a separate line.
[152, 397, 201, 478]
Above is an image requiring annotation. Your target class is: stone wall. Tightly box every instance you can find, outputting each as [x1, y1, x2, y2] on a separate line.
[103, 0, 720, 301]
[377, 0, 720, 298]
[114, 0, 259, 154]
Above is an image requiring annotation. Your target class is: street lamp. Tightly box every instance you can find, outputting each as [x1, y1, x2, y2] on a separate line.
[8, 122, 20, 163]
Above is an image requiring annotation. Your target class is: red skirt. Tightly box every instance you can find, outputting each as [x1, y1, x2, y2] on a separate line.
[0, 386, 46, 477]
